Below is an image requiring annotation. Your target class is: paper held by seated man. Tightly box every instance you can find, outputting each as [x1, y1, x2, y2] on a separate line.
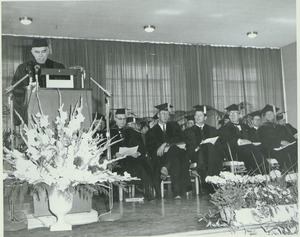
[274, 141, 296, 151]
[164, 141, 186, 153]
[118, 145, 139, 156]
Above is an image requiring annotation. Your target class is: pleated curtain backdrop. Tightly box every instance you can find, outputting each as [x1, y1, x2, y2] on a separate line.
[2, 36, 284, 130]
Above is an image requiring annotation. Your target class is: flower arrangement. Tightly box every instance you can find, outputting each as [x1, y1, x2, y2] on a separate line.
[205, 171, 298, 212]
[3, 92, 134, 200]
[200, 170, 298, 230]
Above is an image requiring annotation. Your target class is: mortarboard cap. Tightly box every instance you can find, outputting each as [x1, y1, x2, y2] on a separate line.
[276, 112, 285, 121]
[225, 104, 240, 112]
[193, 105, 211, 114]
[154, 103, 173, 112]
[32, 38, 48, 48]
[185, 115, 194, 121]
[261, 104, 279, 115]
[247, 110, 262, 118]
[218, 119, 225, 125]
[112, 108, 130, 115]
[152, 112, 159, 120]
[127, 117, 136, 123]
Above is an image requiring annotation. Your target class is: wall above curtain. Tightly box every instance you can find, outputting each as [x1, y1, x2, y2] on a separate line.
[2, 36, 284, 129]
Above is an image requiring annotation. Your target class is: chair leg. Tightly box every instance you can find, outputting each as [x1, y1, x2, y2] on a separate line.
[119, 186, 123, 202]
[160, 181, 164, 198]
[195, 176, 199, 195]
[132, 184, 135, 197]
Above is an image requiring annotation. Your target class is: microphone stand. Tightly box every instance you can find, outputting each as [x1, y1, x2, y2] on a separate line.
[4, 74, 30, 152]
[90, 77, 118, 220]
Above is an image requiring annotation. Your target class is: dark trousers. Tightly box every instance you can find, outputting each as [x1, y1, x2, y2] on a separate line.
[236, 145, 265, 174]
[269, 142, 298, 172]
[152, 145, 192, 197]
[196, 144, 223, 193]
[114, 156, 154, 199]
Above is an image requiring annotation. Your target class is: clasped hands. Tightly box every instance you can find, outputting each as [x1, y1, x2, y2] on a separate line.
[157, 142, 169, 157]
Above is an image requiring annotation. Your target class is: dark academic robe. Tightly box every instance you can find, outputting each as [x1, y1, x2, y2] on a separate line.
[248, 127, 261, 143]
[285, 123, 297, 137]
[185, 124, 223, 174]
[146, 121, 192, 197]
[258, 122, 297, 172]
[185, 124, 224, 193]
[219, 121, 264, 174]
[12, 59, 65, 125]
[105, 124, 153, 199]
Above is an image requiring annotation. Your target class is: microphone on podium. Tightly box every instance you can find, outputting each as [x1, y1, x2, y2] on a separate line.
[34, 65, 40, 86]
[34, 65, 40, 74]
[26, 66, 34, 84]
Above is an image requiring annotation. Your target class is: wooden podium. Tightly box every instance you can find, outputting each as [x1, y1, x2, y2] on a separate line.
[26, 88, 93, 129]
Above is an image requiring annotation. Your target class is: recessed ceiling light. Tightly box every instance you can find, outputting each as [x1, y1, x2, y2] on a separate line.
[144, 25, 155, 33]
[19, 17, 33, 25]
[247, 31, 258, 38]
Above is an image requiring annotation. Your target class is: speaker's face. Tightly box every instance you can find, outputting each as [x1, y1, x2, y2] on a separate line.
[31, 46, 50, 64]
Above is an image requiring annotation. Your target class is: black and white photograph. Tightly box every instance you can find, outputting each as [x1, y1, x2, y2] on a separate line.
[2, 0, 298, 236]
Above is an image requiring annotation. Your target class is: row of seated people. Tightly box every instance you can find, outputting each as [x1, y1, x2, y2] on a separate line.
[95, 103, 297, 200]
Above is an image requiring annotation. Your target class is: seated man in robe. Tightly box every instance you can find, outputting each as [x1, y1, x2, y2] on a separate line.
[247, 110, 262, 143]
[105, 108, 153, 200]
[276, 112, 297, 139]
[145, 103, 192, 199]
[184, 115, 195, 130]
[258, 104, 297, 172]
[219, 104, 265, 174]
[184, 105, 223, 194]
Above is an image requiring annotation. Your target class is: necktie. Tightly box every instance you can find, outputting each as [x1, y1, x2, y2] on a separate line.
[200, 126, 205, 140]
[163, 124, 166, 132]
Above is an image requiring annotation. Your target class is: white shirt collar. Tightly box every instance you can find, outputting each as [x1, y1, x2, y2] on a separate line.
[158, 122, 166, 131]
[196, 124, 205, 129]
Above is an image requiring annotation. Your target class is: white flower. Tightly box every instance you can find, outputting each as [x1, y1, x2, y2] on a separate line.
[285, 173, 298, 183]
[269, 170, 282, 180]
[3, 96, 135, 193]
[39, 114, 50, 128]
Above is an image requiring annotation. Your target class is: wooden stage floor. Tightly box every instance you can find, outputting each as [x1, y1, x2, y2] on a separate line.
[4, 194, 217, 237]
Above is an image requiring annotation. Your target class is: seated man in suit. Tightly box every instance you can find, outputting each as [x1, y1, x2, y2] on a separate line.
[146, 103, 192, 199]
[106, 108, 153, 200]
[219, 104, 265, 174]
[184, 105, 223, 194]
[12, 38, 65, 125]
[258, 104, 297, 172]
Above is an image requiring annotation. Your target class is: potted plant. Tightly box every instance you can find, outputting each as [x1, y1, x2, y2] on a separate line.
[204, 171, 298, 227]
[3, 92, 134, 231]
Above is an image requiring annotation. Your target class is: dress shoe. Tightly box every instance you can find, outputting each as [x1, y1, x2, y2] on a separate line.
[160, 166, 169, 180]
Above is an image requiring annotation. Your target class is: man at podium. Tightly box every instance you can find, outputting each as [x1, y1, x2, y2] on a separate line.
[11, 38, 65, 125]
